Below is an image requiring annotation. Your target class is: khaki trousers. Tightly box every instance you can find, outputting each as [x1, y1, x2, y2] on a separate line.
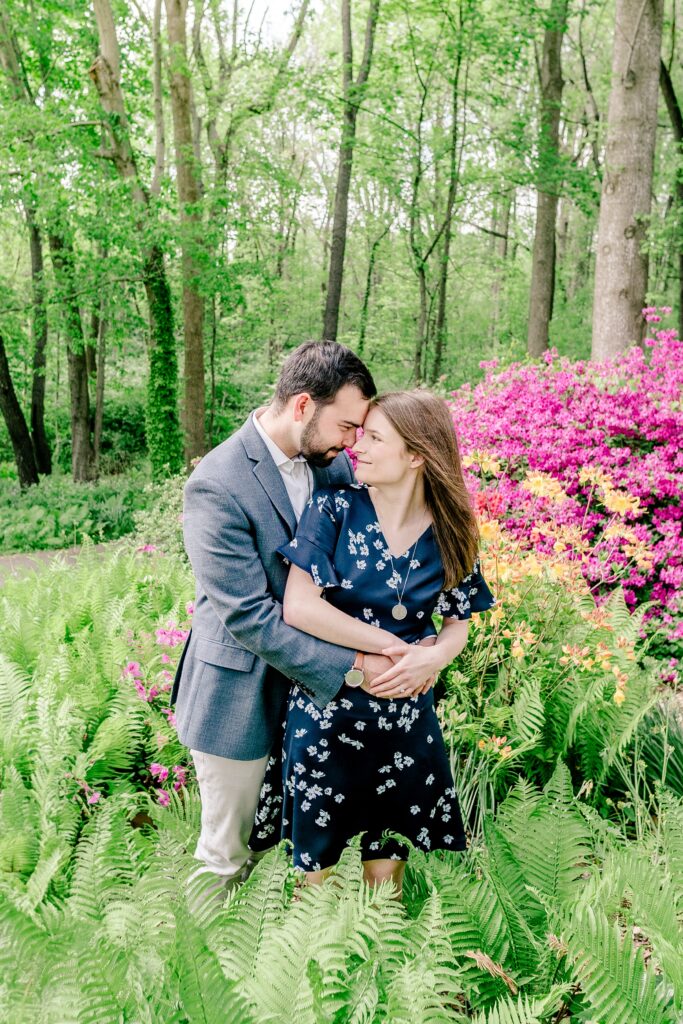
[190, 748, 271, 884]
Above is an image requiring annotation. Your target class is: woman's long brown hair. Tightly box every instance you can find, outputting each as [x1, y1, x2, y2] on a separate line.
[372, 390, 479, 589]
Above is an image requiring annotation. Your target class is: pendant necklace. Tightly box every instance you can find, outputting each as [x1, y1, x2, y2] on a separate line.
[382, 509, 427, 621]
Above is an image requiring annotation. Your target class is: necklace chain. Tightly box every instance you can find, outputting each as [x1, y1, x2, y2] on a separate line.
[381, 508, 426, 620]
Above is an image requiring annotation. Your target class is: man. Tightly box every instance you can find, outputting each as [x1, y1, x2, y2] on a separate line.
[171, 341, 434, 890]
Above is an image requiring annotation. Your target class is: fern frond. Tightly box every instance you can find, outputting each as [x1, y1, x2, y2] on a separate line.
[563, 904, 676, 1024]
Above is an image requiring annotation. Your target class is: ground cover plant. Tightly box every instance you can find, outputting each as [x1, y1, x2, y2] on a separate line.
[1, 514, 682, 1021]
[448, 312, 683, 662]
[0, 467, 152, 554]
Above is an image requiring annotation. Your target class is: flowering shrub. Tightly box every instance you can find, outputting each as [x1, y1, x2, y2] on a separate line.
[448, 309, 683, 651]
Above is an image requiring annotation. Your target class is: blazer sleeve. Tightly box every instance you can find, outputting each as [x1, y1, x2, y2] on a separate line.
[182, 473, 354, 707]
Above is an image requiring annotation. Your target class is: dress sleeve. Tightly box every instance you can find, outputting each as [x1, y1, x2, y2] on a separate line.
[434, 556, 496, 620]
[277, 489, 342, 589]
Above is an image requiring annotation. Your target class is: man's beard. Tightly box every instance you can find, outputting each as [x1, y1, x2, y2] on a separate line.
[300, 412, 345, 468]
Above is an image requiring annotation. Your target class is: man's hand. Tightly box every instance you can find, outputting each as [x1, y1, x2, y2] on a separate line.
[369, 637, 443, 699]
[361, 653, 398, 697]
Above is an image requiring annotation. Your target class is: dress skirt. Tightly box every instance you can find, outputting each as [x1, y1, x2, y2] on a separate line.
[250, 681, 467, 872]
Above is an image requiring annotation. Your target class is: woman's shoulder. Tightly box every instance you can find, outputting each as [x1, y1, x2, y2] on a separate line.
[310, 482, 368, 518]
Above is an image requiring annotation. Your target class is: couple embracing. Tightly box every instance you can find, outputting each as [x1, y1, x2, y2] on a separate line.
[171, 341, 494, 897]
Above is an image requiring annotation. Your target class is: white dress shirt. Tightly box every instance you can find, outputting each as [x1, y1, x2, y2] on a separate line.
[252, 410, 313, 521]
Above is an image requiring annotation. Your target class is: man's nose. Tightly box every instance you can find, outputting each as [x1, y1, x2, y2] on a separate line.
[342, 426, 358, 447]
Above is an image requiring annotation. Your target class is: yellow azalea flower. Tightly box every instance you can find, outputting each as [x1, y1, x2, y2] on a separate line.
[601, 489, 644, 517]
[553, 540, 567, 553]
[479, 519, 501, 541]
[511, 640, 525, 659]
[489, 605, 505, 624]
[500, 745, 513, 758]
[579, 466, 612, 488]
[613, 689, 626, 706]
[479, 455, 501, 476]
[523, 471, 569, 503]
[462, 455, 475, 469]
[612, 667, 629, 687]
[604, 523, 638, 542]
[478, 739, 487, 750]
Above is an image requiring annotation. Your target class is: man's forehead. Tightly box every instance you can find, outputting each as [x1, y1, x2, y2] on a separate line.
[328, 387, 370, 426]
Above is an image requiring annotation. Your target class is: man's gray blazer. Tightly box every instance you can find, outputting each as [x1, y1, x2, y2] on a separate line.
[171, 412, 356, 760]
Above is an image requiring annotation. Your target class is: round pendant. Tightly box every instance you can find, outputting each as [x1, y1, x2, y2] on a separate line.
[392, 603, 408, 621]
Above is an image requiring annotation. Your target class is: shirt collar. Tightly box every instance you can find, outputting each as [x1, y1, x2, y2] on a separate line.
[252, 409, 307, 469]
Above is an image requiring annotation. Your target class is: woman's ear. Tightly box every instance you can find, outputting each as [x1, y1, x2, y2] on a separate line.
[408, 452, 425, 469]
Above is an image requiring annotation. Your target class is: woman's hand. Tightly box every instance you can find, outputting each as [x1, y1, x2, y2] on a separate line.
[369, 636, 443, 699]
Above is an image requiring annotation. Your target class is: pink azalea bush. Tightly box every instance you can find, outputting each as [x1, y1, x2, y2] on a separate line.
[448, 309, 683, 649]
[120, 599, 194, 805]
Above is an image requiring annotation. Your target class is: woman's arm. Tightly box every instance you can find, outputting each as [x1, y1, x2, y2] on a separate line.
[370, 617, 470, 697]
[283, 564, 407, 655]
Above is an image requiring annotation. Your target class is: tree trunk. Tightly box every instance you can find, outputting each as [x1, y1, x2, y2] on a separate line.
[527, 0, 568, 359]
[591, 0, 665, 359]
[25, 206, 52, 474]
[489, 191, 512, 345]
[93, 296, 106, 474]
[358, 226, 388, 355]
[660, 60, 683, 340]
[90, 0, 183, 477]
[165, 0, 206, 467]
[48, 233, 96, 482]
[431, 33, 463, 384]
[0, 329, 40, 488]
[322, 0, 381, 342]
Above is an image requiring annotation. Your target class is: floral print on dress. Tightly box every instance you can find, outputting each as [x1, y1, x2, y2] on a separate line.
[249, 483, 495, 871]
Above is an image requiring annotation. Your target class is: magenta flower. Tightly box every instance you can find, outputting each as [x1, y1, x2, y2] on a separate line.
[150, 763, 170, 782]
[185, 601, 195, 616]
[87, 791, 101, 805]
[161, 652, 171, 664]
[136, 543, 158, 554]
[155, 623, 189, 647]
[156, 789, 171, 807]
[123, 661, 142, 678]
[161, 708, 177, 728]
[448, 308, 682, 640]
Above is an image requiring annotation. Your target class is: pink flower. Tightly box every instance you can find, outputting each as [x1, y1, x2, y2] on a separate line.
[185, 601, 195, 616]
[134, 679, 147, 700]
[172, 765, 188, 789]
[150, 763, 169, 782]
[87, 791, 101, 804]
[155, 623, 189, 647]
[123, 661, 142, 678]
[156, 789, 171, 807]
[161, 708, 177, 728]
[136, 544, 158, 553]
[161, 652, 171, 663]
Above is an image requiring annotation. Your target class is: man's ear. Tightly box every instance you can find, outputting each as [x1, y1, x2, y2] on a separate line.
[292, 393, 312, 422]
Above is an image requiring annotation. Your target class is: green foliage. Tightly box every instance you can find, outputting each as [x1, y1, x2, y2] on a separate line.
[132, 470, 189, 563]
[0, 544, 682, 1019]
[0, 466, 152, 553]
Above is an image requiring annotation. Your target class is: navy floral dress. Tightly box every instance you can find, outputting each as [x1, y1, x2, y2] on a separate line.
[250, 483, 495, 871]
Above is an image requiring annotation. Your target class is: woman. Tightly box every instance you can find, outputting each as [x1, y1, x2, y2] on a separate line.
[250, 390, 495, 893]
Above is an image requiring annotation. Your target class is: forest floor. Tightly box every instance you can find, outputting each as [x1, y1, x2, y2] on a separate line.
[0, 540, 124, 584]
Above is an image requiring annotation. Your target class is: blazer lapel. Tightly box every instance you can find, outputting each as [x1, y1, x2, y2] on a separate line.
[240, 415, 297, 535]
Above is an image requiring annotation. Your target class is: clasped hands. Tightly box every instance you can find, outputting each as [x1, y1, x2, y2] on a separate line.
[361, 636, 443, 700]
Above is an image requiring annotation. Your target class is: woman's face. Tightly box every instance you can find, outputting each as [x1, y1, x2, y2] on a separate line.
[352, 407, 420, 486]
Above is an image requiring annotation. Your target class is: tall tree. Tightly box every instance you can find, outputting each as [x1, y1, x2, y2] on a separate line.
[165, 0, 205, 466]
[527, 0, 568, 359]
[0, 11, 52, 479]
[0, 328, 39, 488]
[322, 0, 381, 342]
[591, 0, 665, 359]
[89, 0, 183, 477]
[660, 60, 683, 340]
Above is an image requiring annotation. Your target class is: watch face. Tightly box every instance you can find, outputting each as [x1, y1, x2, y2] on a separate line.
[344, 668, 364, 688]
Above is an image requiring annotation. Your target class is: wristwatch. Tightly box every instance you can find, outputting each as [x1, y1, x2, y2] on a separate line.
[344, 651, 365, 688]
